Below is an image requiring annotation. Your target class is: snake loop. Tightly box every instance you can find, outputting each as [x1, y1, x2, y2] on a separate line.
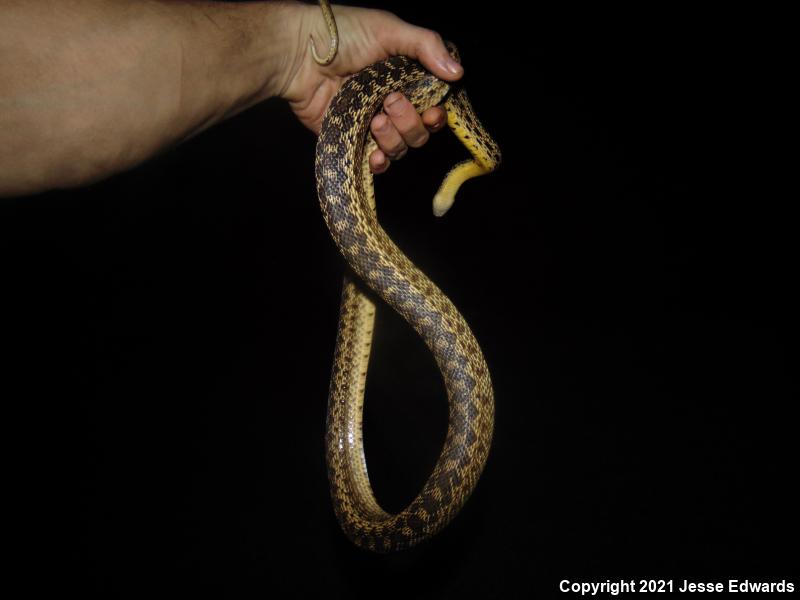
[316, 36, 501, 552]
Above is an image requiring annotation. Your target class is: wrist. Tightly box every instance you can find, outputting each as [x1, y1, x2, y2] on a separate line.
[271, 2, 321, 101]
[167, 1, 307, 135]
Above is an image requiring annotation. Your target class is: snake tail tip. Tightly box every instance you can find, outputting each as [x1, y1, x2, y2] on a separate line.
[432, 194, 455, 217]
[309, 37, 335, 66]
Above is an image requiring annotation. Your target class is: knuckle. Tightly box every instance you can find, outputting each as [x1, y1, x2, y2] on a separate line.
[377, 127, 400, 144]
[394, 111, 421, 133]
[384, 95, 410, 117]
[413, 31, 441, 58]
[386, 144, 407, 160]
[370, 114, 388, 133]
[377, 135, 402, 155]
[408, 130, 430, 148]
[372, 9, 397, 22]
[402, 119, 428, 143]
[420, 29, 440, 46]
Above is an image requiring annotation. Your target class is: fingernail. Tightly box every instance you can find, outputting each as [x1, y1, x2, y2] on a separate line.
[444, 58, 462, 76]
[372, 114, 388, 131]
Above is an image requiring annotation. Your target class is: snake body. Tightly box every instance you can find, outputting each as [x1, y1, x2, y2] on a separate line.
[316, 45, 501, 552]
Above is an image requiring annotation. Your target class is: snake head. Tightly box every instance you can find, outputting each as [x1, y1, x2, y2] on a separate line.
[444, 41, 461, 65]
[398, 42, 461, 113]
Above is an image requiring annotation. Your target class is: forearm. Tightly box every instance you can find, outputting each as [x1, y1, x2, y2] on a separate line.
[0, 0, 301, 196]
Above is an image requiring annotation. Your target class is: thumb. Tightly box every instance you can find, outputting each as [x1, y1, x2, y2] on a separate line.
[378, 19, 464, 81]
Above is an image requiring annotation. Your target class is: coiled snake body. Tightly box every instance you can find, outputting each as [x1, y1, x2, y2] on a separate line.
[316, 35, 501, 552]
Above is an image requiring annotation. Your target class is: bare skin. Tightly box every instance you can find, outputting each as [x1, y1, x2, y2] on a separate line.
[0, 1, 463, 197]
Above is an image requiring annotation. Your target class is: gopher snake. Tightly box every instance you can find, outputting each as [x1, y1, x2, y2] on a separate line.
[314, 2, 501, 553]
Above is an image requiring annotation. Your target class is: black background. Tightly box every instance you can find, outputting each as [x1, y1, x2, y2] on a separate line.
[2, 2, 796, 597]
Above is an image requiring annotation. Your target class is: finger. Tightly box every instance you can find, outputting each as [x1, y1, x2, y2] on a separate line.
[422, 106, 447, 131]
[384, 92, 430, 148]
[370, 111, 407, 159]
[376, 16, 463, 81]
[369, 148, 390, 174]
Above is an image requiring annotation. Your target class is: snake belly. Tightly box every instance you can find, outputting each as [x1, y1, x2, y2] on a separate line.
[316, 50, 499, 553]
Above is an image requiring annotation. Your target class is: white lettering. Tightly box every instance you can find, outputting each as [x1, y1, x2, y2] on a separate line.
[559, 580, 637, 595]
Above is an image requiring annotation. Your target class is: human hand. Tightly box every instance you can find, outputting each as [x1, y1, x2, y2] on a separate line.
[278, 2, 463, 174]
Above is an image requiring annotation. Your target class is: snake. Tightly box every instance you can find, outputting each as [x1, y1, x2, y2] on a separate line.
[313, 1, 501, 553]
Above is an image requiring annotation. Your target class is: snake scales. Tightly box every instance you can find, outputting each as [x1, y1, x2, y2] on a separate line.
[314, 5, 501, 553]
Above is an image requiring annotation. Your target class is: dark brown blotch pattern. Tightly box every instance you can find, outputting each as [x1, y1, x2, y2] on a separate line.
[317, 48, 498, 553]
